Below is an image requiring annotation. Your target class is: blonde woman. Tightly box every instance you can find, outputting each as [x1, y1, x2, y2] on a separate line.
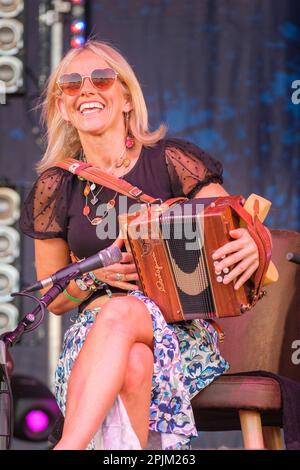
[20, 40, 260, 450]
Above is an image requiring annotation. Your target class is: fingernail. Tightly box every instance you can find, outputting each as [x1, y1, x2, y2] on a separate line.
[223, 276, 229, 284]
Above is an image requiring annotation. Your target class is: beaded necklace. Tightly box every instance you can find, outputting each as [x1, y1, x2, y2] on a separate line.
[80, 148, 129, 226]
[83, 182, 118, 226]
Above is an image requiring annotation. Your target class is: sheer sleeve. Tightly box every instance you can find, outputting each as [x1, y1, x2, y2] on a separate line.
[20, 167, 73, 240]
[165, 138, 223, 198]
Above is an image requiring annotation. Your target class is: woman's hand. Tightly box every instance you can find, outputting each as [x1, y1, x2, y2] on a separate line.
[92, 252, 139, 291]
[212, 228, 259, 290]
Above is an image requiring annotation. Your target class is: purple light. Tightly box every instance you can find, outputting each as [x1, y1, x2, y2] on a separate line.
[25, 410, 49, 433]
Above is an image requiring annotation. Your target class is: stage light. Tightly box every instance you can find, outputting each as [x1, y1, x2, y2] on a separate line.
[0, 187, 20, 226]
[70, 19, 85, 34]
[0, 263, 19, 301]
[25, 410, 50, 434]
[69, 0, 87, 49]
[0, 0, 24, 94]
[0, 301, 18, 332]
[0, 55, 22, 92]
[11, 375, 61, 442]
[0, 1, 24, 18]
[0, 226, 20, 263]
[0, 18, 23, 54]
[70, 35, 85, 49]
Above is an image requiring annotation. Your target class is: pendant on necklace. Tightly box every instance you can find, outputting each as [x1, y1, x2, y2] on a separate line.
[91, 197, 98, 205]
[83, 205, 90, 216]
[106, 199, 116, 210]
[90, 183, 96, 191]
[123, 157, 131, 168]
[83, 185, 90, 197]
[91, 217, 103, 225]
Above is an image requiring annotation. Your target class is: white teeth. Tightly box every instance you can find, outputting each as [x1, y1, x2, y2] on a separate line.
[82, 109, 100, 115]
[79, 102, 105, 113]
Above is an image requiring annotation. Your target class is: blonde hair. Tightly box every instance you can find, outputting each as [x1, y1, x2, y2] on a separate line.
[37, 40, 167, 174]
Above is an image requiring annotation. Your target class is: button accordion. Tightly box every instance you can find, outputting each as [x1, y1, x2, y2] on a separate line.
[120, 196, 269, 323]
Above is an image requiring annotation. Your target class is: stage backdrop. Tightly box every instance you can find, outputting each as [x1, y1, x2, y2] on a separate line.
[0, 0, 299, 449]
[0, 0, 299, 230]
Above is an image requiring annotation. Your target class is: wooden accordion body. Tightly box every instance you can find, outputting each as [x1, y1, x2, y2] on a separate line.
[122, 196, 254, 323]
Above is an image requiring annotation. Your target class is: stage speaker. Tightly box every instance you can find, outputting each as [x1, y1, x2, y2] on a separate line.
[0, 0, 25, 94]
[0, 183, 22, 336]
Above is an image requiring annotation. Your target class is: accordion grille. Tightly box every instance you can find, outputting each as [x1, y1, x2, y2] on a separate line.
[162, 216, 215, 315]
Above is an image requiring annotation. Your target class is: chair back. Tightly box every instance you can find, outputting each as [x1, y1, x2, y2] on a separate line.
[219, 230, 300, 382]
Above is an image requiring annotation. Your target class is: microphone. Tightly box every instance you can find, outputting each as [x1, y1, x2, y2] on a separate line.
[23, 245, 122, 293]
[286, 252, 300, 265]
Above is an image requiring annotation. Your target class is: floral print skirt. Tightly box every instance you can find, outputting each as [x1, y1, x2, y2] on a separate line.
[55, 291, 229, 450]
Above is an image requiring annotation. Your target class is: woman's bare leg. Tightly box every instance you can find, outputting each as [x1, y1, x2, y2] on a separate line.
[54, 296, 153, 450]
[120, 343, 153, 448]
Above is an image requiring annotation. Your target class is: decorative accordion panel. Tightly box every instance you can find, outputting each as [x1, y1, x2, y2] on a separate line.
[125, 197, 252, 323]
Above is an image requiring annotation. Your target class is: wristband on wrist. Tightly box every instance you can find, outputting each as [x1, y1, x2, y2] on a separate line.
[63, 288, 82, 303]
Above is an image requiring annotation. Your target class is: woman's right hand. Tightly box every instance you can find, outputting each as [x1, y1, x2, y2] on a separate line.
[91, 252, 139, 291]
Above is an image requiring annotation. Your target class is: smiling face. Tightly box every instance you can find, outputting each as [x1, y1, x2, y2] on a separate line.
[56, 50, 132, 138]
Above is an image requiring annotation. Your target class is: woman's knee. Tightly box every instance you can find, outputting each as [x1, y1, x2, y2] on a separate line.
[99, 297, 138, 323]
[95, 296, 153, 341]
[122, 343, 154, 395]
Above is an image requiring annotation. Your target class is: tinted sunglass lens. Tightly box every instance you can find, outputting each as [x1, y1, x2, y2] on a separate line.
[91, 69, 116, 90]
[58, 73, 82, 95]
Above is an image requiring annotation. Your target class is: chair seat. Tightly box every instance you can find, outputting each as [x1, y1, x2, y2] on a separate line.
[191, 375, 282, 410]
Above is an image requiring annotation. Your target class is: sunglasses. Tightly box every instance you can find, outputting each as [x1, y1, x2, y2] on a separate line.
[56, 68, 119, 96]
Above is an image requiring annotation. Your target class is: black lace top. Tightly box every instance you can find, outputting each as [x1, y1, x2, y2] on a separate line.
[20, 138, 223, 308]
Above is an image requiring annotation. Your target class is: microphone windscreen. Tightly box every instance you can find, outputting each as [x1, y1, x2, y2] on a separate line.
[286, 252, 300, 264]
[101, 245, 122, 267]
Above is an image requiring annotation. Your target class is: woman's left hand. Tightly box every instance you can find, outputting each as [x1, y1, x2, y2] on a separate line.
[212, 228, 259, 290]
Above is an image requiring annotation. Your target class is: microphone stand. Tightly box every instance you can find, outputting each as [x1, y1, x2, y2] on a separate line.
[0, 272, 79, 450]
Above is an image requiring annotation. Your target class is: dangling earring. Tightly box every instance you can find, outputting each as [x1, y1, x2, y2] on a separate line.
[125, 112, 135, 149]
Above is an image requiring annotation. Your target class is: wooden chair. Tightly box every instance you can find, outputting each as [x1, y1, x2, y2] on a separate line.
[191, 230, 300, 449]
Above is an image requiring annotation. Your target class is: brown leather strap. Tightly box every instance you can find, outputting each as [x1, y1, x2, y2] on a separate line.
[55, 158, 157, 204]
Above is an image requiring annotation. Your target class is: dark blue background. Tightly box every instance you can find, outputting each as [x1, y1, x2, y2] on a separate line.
[1, 0, 299, 230]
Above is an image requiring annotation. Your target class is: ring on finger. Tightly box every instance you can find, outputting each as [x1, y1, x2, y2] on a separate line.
[115, 273, 124, 282]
